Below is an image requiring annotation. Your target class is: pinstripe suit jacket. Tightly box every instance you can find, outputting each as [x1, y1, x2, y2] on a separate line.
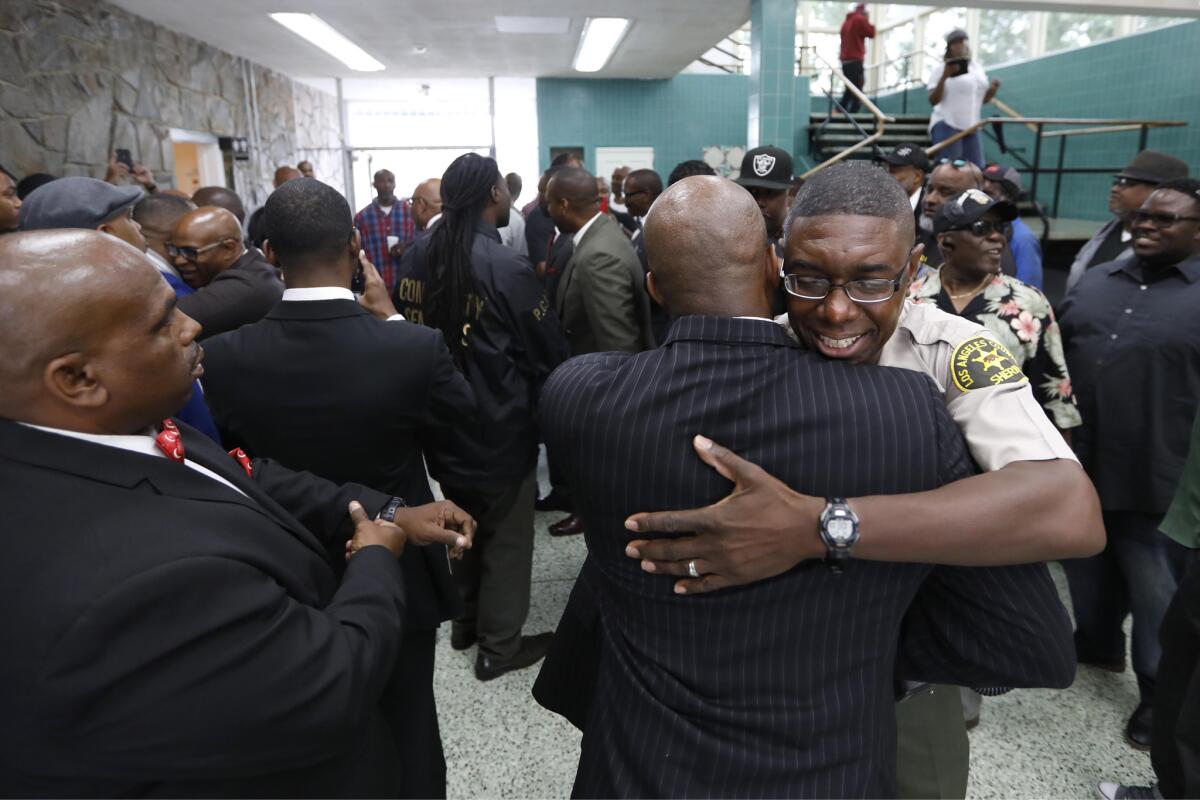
[540, 316, 1075, 799]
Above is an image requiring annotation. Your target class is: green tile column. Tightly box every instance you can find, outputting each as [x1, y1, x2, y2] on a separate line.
[748, 0, 798, 151]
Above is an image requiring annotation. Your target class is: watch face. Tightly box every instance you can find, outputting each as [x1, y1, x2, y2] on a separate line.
[827, 517, 856, 543]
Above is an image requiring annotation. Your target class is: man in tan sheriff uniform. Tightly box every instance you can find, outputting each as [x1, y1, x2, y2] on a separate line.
[621, 163, 1101, 800]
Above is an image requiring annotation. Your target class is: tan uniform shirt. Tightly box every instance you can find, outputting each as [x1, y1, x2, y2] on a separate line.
[777, 302, 1076, 471]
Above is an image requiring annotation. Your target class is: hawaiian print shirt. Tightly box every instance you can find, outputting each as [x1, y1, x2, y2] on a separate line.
[909, 270, 1082, 429]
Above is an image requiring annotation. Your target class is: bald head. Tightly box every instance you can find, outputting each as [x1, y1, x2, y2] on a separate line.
[192, 186, 245, 223]
[411, 178, 443, 230]
[0, 230, 200, 431]
[274, 166, 302, 189]
[170, 207, 245, 288]
[644, 176, 773, 317]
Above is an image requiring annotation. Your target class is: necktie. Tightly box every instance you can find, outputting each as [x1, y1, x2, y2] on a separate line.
[155, 419, 184, 462]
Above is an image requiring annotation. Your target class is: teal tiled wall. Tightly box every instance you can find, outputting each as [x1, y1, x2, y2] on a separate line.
[875, 21, 1200, 221]
[537, 74, 809, 178]
[537, 76, 750, 176]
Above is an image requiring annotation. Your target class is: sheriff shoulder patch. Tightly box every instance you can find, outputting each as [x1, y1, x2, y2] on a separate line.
[950, 336, 1027, 392]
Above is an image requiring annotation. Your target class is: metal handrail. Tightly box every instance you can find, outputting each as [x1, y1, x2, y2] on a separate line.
[801, 50, 895, 179]
[921, 115, 1185, 154]
[926, 115, 1187, 219]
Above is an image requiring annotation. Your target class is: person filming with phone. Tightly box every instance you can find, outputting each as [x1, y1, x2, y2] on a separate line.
[927, 29, 1001, 168]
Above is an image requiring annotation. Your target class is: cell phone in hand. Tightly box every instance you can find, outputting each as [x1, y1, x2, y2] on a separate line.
[351, 260, 365, 294]
[946, 57, 969, 77]
[115, 148, 134, 170]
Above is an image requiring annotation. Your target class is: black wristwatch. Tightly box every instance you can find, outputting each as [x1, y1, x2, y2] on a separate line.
[377, 496, 407, 523]
[819, 497, 860, 573]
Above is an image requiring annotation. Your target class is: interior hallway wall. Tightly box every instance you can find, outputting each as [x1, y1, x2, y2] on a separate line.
[536, 75, 752, 179]
[0, 0, 343, 209]
[873, 20, 1200, 221]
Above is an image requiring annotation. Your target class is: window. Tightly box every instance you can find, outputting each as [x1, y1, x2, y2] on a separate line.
[924, 9, 969, 66]
[805, 1, 851, 31]
[878, 22, 916, 89]
[976, 9, 1032, 66]
[1044, 13, 1117, 53]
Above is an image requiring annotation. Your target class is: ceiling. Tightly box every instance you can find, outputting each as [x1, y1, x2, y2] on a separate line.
[109, 0, 752, 81]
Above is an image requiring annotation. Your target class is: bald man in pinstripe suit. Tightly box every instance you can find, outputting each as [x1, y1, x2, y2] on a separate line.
[539, 176, 1075, 798]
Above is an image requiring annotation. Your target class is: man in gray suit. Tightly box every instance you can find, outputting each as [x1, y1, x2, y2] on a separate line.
[546, 167, 653, 356]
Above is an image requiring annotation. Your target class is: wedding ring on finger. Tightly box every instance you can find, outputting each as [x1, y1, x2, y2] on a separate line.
[687, 560, 700, 579]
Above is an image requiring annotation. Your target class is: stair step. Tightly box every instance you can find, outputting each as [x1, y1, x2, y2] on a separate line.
[808, 113, 930, 123]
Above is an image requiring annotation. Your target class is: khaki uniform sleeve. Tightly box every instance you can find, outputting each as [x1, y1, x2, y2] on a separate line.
[888, 303, 1077, 472]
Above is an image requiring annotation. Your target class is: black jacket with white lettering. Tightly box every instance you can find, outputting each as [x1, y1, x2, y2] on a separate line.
[394, 222, 570, 486]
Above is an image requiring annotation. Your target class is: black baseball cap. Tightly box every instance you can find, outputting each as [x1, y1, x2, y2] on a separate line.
[933, 188, 1018, 234]
[19, 176, 143, 231]
[945, 28, 969, 44]
[736, 146, 794, 190]
[881, 143, 931, 172]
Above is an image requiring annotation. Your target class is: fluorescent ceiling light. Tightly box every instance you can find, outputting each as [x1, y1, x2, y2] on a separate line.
[573, 17, 630, 73]
[269, 13, 385, 72]
[495, 16, 570, 35]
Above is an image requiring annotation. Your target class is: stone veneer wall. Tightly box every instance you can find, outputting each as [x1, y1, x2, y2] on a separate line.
[0, 0, 344, 208]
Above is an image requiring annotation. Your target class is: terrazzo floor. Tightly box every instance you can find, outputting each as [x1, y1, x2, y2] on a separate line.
[431, 462, 1156, 799]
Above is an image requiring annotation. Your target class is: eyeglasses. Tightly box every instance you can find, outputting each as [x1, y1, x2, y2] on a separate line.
[166, 238, 233, 261]
[1112, 177, 1154, 188]
[624, 189, 651, 199]
[937, 158, 970, 168]
[1131, 210, 1200, 228]
[948, 219, 1008, 237]
[780, 257, 910, 304]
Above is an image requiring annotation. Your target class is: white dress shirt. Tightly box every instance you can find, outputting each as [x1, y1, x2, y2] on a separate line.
[282, 286, 404, 321]
[20, 423, 246, 496]
[573, 211, 603, 245]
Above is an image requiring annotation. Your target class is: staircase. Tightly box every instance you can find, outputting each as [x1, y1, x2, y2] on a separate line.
[808, 112, 931, 164]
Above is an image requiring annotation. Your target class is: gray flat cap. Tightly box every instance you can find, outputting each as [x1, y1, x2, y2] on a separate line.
[19, 176, 144, 231]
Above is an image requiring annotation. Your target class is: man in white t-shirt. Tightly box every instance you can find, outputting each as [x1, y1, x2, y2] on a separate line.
[927, 29, 1001, 167]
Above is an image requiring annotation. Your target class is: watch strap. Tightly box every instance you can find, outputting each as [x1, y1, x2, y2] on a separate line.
[377, 496, 407, 523]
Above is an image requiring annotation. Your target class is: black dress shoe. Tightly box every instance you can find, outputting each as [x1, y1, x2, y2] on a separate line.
[450, 626, 476, 651]
[1125, 702, 1153, 751]
[549, 514, 586, 537]
[536, 490, 572, 513]
[474, 632, 554, 681]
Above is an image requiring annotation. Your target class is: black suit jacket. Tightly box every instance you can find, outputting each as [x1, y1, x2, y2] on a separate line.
[178, 248, 284, 340]
[0, 418, 405, 797]
[539, 316, 1075, 798]
[201, 298, 474, 629]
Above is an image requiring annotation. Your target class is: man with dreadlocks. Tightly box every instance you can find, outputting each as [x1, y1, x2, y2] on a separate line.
[394, 153, 570, 681]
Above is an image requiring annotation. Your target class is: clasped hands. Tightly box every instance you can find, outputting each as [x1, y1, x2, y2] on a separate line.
[346, 499, 476, 561]
[623, 435, 827, 595]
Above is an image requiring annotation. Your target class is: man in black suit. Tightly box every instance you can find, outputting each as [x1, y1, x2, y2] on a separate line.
[200, 178, 475, 798]
[539, 176, 1075, 797]
[0, 229, 474, 796]
[171, 206, 284, 339]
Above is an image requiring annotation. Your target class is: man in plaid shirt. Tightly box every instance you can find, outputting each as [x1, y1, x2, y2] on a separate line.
[354, 169, 415, 291]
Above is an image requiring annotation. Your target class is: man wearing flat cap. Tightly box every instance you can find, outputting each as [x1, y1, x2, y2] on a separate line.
[19, 177, 220, 440]
[1066, 150, 1190, 291]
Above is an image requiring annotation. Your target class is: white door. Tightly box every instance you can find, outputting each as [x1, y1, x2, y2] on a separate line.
[594, 146, 654, 182]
